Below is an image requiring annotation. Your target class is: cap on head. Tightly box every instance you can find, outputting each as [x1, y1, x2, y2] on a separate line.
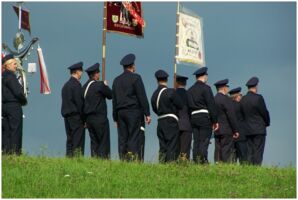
[155, 69, 169, 80]
[68, 61, 83, 71]
[85, 63, 100, 75]
[176, 74, 188, 85]
[193, 67, 208, 77]
[246, 77, 259, 88]
[229, 87, 242, 95]
[214, 79, 229, 89]
[120, 53, 135, 67]
[2, 54, 14, 65]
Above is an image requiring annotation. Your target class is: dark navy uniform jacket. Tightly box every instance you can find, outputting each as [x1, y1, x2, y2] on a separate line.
[2, 70, 27, 105]
[187, 80, 218, 124]
[61, 77, 84, 118]
[214, 93, 238, 135]
[83, 80, 112, 121]
[176, 88, 192, 132]
[112, 70, 150, 121]
[151, 85, 183, 117]
[240, 91, 270, 135]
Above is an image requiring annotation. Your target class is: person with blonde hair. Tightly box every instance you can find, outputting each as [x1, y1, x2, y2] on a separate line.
[2, 54, 27, 155]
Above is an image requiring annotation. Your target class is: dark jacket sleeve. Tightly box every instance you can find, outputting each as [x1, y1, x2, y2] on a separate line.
[151, 94, 158, 115]
[171, 90, 184, 110]
[204, 87, 218, 124]
[100, 82, 113, 100]
[112, 82, 118, 121]
[225, 99, 239, 133]
[258, 95, 270, 126]
[134, 76, 150, 116]
[73, 84, 84, 117]
[6, 74, 27, 105]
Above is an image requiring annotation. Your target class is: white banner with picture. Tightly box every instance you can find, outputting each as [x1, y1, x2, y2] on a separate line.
[176, 11, 205, 66]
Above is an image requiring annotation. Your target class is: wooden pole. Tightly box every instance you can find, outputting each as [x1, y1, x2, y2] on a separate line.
[174, 2, 180, 88]
[102, 2, 107, 81]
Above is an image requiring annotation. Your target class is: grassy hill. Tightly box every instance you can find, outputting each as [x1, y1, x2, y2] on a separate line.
[2, 155, 296, 198]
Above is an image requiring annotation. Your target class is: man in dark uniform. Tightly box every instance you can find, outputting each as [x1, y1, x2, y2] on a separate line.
[213, 79, 239, 163]
[240, 77, 270, 165]
[2, 54, 27, 155]
[61, 62, 85, 157]
[83, 63, 112, 159]
[112, 53, 151, 161]
[151, 70, 183, 162]
[175, 75, 192, 160]
[229, 87, 248, 164]
[187, 67, 218, 164]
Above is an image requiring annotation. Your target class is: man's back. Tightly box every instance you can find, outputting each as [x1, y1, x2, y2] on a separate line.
[240, 91, 270, 135]
[83, 80, 112, 117]
[187, 81, 217, 124]
[112, 70, 150, 121]
[151, 85, 183, 116]
[214, 93, 238, 135]
[61, 77, 83, 117]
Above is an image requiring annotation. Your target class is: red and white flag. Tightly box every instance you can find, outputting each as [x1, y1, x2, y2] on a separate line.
[37, 45, 51, 94]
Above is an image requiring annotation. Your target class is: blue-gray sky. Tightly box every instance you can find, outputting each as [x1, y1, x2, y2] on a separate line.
[2, 2, 296, 167]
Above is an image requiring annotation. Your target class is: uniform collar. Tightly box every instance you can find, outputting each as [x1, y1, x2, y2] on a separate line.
[158, 84, 167, 89]
[176, 87, 186, 91]
[70, 76, 80, 83]
[196, 80, 205, 85]
[124, 69, 133, 74]
[247, 91, 256, 95]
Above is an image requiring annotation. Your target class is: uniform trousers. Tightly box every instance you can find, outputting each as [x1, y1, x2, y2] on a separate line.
[191, 114, 212, 164]
[246, 134, 266, 165]
[214, 134, 235, 163]
[117, 109, 142, 160]
[234, 139, 248, 164]
[64, 114, 85, 157]
[2, 103, 23, 155]
[86, 115, 110, 159]
[179, 131, 192, 159]
[157, 117, 180, 162]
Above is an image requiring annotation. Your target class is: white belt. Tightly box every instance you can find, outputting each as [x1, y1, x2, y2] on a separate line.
[191, 109, 209, 115]
[158, 114, 179, 122]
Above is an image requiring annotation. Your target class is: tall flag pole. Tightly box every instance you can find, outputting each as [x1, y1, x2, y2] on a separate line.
[18, 2, 22, 31]
[174, 2, 180, 88]
[102, 2, 107, 81]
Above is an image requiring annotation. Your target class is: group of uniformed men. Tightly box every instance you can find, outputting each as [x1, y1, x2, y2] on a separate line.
[2, 53, 270, 165]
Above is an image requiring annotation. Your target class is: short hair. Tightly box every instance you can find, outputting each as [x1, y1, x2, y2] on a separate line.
[123, 63, 134, 69]
[157, 78, 168, 82]
[70, 69, 82, 74]
[176, 80, 186, 86]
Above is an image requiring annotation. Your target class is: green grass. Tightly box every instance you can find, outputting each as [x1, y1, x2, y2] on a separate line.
[2, 155, 296, 198]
